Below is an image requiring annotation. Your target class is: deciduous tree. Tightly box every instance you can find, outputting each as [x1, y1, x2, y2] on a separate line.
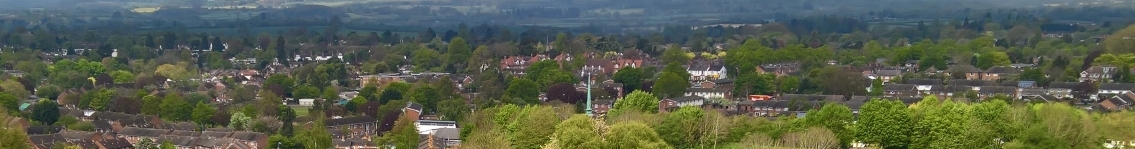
[192, 102, 216, 126]
[505, 78, 539, 104]
[611, 90, 659, 114]
[613, 67, 644, 94]
[652, 72, 688, 98]
[31, 100, 60, 125]
[856, 99, 912, 148]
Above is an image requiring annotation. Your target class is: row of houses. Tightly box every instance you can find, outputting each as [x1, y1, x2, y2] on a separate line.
[17, 110, 269, 149]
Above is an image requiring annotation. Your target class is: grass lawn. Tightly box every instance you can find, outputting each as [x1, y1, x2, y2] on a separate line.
[291, 106, 310, 117]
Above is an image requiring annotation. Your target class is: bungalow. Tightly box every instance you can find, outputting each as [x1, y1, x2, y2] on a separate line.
[659, 96, 707, 112]
[431, 128, 462, 147]
[299, 98, 317, 106]
[1102, 92, 1135, 111]
[1099, 83, 1135, 95]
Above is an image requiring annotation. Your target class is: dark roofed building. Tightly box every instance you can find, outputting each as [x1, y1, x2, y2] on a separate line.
[26, 126, 63, 135]
[229, 131, 269, 149]
[905, 78, 943, 85]
[59, 130, 102, 141]
[978, 86, 1018, 99]
[404, 102, 424, 121]
[945, 65, 982, 80]
[28, 134, 66, 149]
[1103, 92, 1135, 111]
[1047, 82, 1079, 98]
[419, 134, 448, 149]
[1099, 83, 1135, 95]
[95, 138, 133, 149]
[325, 116, 379, 139]
[983, 66, 1020, 81]
[779, 94, 843, 102]
[200, 131, 233, 139]
[117, 127, 171, 144]
[949, 80, 995, 87]
[882, 84, 917, 98]
[926, 85, 971, 98]
[592, 100, 614, 115]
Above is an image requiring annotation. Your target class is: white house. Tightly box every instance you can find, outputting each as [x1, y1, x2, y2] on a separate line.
[688, 63, 727, 82]
[416, 120, 458, 135]
[298, 99, 316, 106]
[684, 88, 731, 100]
[1100, 83, 1135, 95]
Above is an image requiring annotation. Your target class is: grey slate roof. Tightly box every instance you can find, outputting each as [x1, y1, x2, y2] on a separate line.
[26, 126, 64, 135]
[667, 96, 706, 102]
[904, 79, 942, 85]
[118, 127, 171, 138]
[949, 80, 995, 86]
[326, 116, 378, 127]
[97, 138, 134, 149]
[979, 86, 1017, 94]
[882, 84, 917, 91]
[1100, 83, 1135, 91]
[1048, 82, 1078, 89]
[946, 65, 982, 73]
[985, 66, 1019, 74]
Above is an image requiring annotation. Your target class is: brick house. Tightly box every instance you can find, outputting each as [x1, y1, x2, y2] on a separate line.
[326, 116, 379, 139]
[659, 96, 706, 112]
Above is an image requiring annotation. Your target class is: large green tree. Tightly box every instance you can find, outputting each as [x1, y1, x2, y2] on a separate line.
[31, 99, 60, 125]
[376, 115, 420, 148]
[141, 95, 161, 116]
[552, 115, 601, 149]
[604, 121, 674, 149]
[735, 73, 776, 96]
[0, 93, 18, 114]
[505, 78, 540, 104]
[652, 72, 688, 98]
[160, 93, 192, 121]
[191, 102, 216, 126]
[856, 99, 912, 148]
[976, 52, 1011, 69]
[507, 106, 560, 149]
[805, 103, 855, 147]
[611, 90, 659, 114]
[612, 67, 644, 94]
[409, 86, 442, 112]
[447, 37, 472, 72]
[655, 106, 704, 148]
